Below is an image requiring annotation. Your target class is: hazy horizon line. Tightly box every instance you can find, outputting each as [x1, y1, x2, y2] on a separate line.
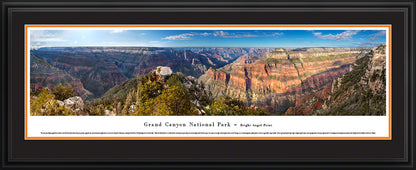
[31, 45, 383, 49]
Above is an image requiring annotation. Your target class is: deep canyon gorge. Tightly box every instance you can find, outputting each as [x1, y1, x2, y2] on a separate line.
[30, 45, 386, 116]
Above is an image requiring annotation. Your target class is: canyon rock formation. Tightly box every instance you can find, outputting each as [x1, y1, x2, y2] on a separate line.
[31, 47, 271, 98]
[199, 47, 372, 114]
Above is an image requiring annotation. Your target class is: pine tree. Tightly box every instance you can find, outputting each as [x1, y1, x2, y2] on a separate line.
[52, 83, 76, 101]
[154, 86, 198, 115]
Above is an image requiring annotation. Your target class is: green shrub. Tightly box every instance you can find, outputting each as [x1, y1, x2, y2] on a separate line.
[205, 97, 269, 116]
[52, 83, 76, 101]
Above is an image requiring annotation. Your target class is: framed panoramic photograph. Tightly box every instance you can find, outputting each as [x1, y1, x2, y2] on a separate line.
[2, 0, 414, 169]
[25, 24, 392, 140]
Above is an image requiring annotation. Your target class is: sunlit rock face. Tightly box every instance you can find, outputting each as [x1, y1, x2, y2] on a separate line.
[284, 45, 387, 115]
[199, 47, 372, 114]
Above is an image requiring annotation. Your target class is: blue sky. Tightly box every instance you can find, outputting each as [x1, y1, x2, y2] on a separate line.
[30, 29, 386, 48]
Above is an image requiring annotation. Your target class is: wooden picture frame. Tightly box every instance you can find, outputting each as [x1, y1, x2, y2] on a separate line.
[1, 0, 414, 169]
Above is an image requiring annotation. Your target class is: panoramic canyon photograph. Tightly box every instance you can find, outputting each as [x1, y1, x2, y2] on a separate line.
[28, 28, 388, 116]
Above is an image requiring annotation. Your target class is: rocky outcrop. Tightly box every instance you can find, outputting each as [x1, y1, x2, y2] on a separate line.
[284, 83, 332, 115]
[155, 66, 173, 80]
[63, 96, 84, 111]
[93, 66, 211, 116]
[57, 96, 88, 115]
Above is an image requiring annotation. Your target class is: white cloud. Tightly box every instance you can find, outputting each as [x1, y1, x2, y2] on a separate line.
[313, 30, 359, 40]
[30, 30, 67, 42]
[163, 33, 195, 40]
[200, 32, 212, 36]
[369, 30, 386, 41]
[30, 30, 68, 49]
[30, 30, 69, 49]
[162, 31, 283, 41]
[213, 31, 228, 37]
[212, 31, 259, 38]
[110, 29, 124, 34]
[34, 38, 67, 42]
[271, 32, 284, 37]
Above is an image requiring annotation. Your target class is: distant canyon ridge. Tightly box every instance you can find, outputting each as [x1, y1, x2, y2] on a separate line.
[30, 46, 386, 115]
[30, 47, 271, 99]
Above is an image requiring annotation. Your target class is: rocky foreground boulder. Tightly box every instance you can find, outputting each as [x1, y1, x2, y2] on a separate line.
[154, 66, 173, 80]
[57, 96, 88, 115]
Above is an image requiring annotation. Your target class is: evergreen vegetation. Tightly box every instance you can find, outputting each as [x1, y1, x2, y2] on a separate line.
[205, 96, 269, 116]
[30, 88, 76, 116]
[320, 47, 386, 116]
[52, 83, 76, 101]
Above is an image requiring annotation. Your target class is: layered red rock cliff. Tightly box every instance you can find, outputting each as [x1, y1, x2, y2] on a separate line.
[284, 45, 387, 115]
[199, 47, 371, 113]
[30, 54, 92, 99]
